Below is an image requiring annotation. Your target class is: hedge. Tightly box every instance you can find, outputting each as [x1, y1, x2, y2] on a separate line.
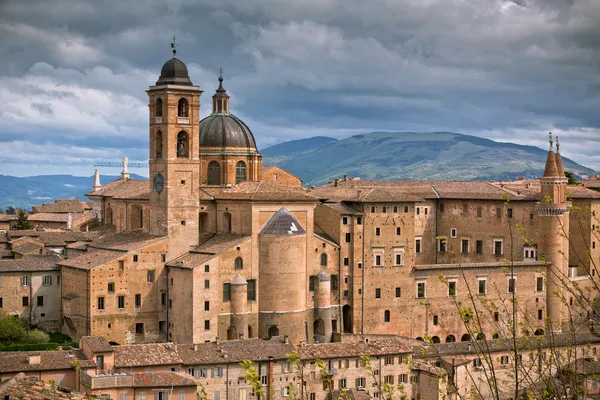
[0, 342, 60, 351]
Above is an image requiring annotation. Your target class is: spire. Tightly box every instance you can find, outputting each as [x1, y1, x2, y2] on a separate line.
[92, 169, 102, 192]
[543, 132, 559, 177]
[212, 68, 230, 114]
[554, 135, 566, 177]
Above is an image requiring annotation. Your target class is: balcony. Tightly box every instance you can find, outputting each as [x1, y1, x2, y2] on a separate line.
[81, 371, 133, 389]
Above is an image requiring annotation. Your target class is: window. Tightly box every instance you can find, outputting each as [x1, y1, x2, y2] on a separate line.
[393, 206, 398, 213]
[375, 227, 381, 236]
[477, 207, 482, 217]
[396, 227, 401, 235]
[204, 279, 210, 289]
[161, 293, 167, 306]
[370, 206, 376, 213]
[382, 206, 387, 213]
[399, 374, 408, 383]
[404, 206, 409, 213]
[98, 297, 105, 310]
[235, 161, 247, 184]
[375, 255, 382, 266]
[223, 283, 231, 301]
[207, 161, 221, 185]
[155, 98, 163, 118]
[478, 278, 487, 295]
[448, 281, 457, 296]
[22, 296, 28, 307]
[439, 239, 446, 253]
[375, 288, 381, 299]
[309, 276, 317, 291]
[344, 257, 349, 266]
[384, 310, 391, 322]
[494, 240, 503, 256]
[177, 98, 189, 117]
[356, 377, 366, 388]
[536, 277, 544, 292]
[461, 239, 469, 253]
[120, 393, 127, 400]
[395, 253, 403, 266]
[0, 298, 3, 308]
[357, 217, 362, 225]
[331, 275, 339, 291]
[440, 203, 445, 212]
[500, 356, 509, 365]
[507, 277, 516, 293]
[133, 255, 138, 262]
[494, 312, 499, 322]
[247, 279, 256, 301]
[463, 203, 468, 213]
[433, 315, 438, 325]
[204, 301, 210, 311]
[147, 270, 155, 283]
[538, 309, 543, 320]
[205, 320, 210, 330]
[234, 257, 243, 270]
[339, 378, 347, 388]
[320, 253, 328, 266]
[37, 296, 44, 307]
[178, 392, 184, 400]
[342, 216, 348, 225]
[473, 358, 482, 367]
[136, 323, 144, 335]
[135, 294, 141, 308]
[42, 276, 52, 286]
[155, 130, 163, 159]
[416, 207, 420, 215]
[118, 296, 125, 309]
[496, 207, 501, 218]
[21, 276, 29, 287]
[345, 233, 351, 243]
[211, 368, 223, 378]
[415, 239, 422, 254]
[450, 228, 457, 238]
[524, 247, 537, 260]
[476, 240, 483, 254]
[395, 287, 401, 298]
[119, 260, 124, 270]
[508, 208, 513, 218]
[385, 375, 394, 384]
[417, 282, 426, 298]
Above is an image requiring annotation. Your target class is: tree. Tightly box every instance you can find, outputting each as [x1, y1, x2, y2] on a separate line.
[0, 314, 26, 346]
[240, 360, 265, 398]
[13, 209, 32, 230]
[5, 206, 16, 215]
[287, 350, 309, 400]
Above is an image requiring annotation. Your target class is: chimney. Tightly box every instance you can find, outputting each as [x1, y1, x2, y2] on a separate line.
[334, 178, 340, 187]
[343, 174, 348, 181]
[28, 353, 41, 365]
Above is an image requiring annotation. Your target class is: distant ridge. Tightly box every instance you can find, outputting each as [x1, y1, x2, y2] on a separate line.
[261, 131, 595, 186]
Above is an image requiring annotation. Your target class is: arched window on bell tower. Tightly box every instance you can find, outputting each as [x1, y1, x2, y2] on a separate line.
[235, 161, 246, 184]
[178, 98, 189, 117]
[207, 161, 221, 185]
[155, 131, 163, 159]
[177, 131, 189, 158]
[155, 98, 163, 118]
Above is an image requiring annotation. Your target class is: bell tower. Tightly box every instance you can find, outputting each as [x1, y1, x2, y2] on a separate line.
[147, 43, 203, 260]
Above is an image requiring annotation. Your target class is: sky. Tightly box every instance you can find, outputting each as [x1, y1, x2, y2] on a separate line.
[1, 0, 599, 177]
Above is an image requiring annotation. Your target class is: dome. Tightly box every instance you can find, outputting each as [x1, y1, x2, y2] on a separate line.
[156, 57, 193, 86]
[259, 208, 306, 236]
[200, 113, 257, 149]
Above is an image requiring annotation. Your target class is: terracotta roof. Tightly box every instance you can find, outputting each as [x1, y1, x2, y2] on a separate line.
[58, 249, 125, 270]
[567, 185, 600, 199]
[0, 350, 94, 373]
[167, 233, 250, 269]
[0, 255, 60, 272]
[66, 241, 89, 250]
[0, 214, 17, 222]
[32, 199, 85, 214]
[413, 260, 547, 271]
[261, 165, 303, 182]
[113, 342, 183, 367]
[326, 389, 372, 400]
[87, 178, 150, 200]
[321, 202, 363, 216]
[201, 180, 315, 202]
[88, 231, 166, 252]
[11, 242, 44, 255]
[0, 374, 83, 399]
[298, 340, 411, 360]
[80, 336, 113, 353]
[7, 230, 100, 247]
[584, 179, 600, 189]
[28, 212, 88, 223]
[133, 372, 197, 387]
[314, 232, 339, 247]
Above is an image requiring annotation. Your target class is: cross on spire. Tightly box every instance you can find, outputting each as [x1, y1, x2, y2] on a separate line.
[219, 67, 223, 82]
[548, 131, 553, 148]
[171, 35, 177, 57]
[556, 136, 560, 151]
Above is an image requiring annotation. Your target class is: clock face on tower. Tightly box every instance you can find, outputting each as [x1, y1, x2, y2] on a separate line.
[153, 173, 164, 193]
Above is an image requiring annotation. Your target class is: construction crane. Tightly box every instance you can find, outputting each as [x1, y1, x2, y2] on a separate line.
[94, 162, 148, 168]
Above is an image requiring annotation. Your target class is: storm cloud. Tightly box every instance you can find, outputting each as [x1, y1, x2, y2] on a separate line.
[0, 0, 599, 176]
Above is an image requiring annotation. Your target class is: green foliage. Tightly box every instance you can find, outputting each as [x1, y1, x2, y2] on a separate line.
[564, 171, 579, 185]
[14, 209, 32, 230]
[49, 332, 72, 344]
[0, 342, 59, 351]
[195, 381, 208, 400]
[4, 206, 16, 215]
[0, 314, 27, 346]
[22, 329, 50, 344]
[240, 360, 265, 396]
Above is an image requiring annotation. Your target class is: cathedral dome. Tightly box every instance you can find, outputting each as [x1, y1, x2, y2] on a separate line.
[199, 74, 257, 151]
[156, 57, 193, 86]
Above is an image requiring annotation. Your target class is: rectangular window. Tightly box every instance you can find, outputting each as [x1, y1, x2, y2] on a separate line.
[500, 356, 509, 364]
[119, 260, 124, 270]
[496, 207, 501, 218]
[536, 277, 544, 292]
[161, 254, 166, 262]
[439, 203, 445, 212]
[416, 207, 420, 215]
[396, 227, 401, 235]
[395, 254, 403, 266]
[339, 378, 347, 388]
[417, 282, 426, 298]
[375, 255, 382, 266]
[524, 247, 537, 260]
[135, 294, 141, 308]
[331, 275, 339, 291]
[345, 233, 351, 243]
[356, 377, 366, 388]
[415, 239, 422, 254]
[161, 292, 167, 306]
[135, 323, 144, 335]
[42, 276, 52, 286]
[133, 254, 138, 262]
[205, 320, 210, 331]
[395, 287, 401, 298]
[204, 265, 210, 272]
[494, 240, 503, 256]
[385, 375, 394, 384]
[108, 282, 115, 293]
[223, 283, 231, 301]
[375, 288, 381, 299]
[247, 279, 256, 301]
[178, 392, 184, 400]
[118, 296, 125, 309]
[451, 228, 457, 238]
[98, 297, 105, 310]
[461, 239, 469, 253]
[448, 281, 456, 296]
[538, 309, 543, 320]
[478, 278, 487, 295]
[424, 207, 428, 215]
[344, 257, 349, 266]
[309, 276, 317, 291]
[393, 206, 398, 213]
[0, 298, 3, 308]
[342, 217, 348, 225]
[147, 270, 155, 283]
[463, 203, 468, 213]
[21, 276, 29, 287]
[382, 206, 387, 213]
[375, 227, 381, 236]
[22, 296, 28, 307]
[439, 239, 446, 253]
[476, 240, 483, 254]
[404, 206, 409, 213]
[371, 206, 376, 213]
[37, 296, 43, 307]
[120, 393, 127, 400]
[433, 315, 438, 325]
[507, 277, 516, 293]
[508, 208, 513, 218]
[399, 374, 408, 383]
[204, 279, 210, 289]
[357, 217, 362, 225]
[477, 207, 483, 217]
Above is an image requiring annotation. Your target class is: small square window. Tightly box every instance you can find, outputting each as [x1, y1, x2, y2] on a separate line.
[108, 282, 115, 293]
[342, 217, 348, 225]
[404, 206, 409, 213]
[181, 180, 185, 184]
[375, 227, 381, 236]
[181, 220, 186, 226]
[375, 288, 381, 299]
[133, 255, 138, 262]
[450, 228, 457, 238]
[357, 217, 362, 225]
[136, 323, 144, 335]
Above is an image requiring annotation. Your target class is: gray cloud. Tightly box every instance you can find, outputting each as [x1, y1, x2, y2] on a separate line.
[0, 0, 599, 177]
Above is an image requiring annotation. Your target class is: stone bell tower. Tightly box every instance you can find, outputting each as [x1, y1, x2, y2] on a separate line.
[147, 43, 203, 260]
[537, 132, 569, 332]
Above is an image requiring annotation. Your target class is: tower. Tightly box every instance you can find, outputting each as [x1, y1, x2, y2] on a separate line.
[537, 132, 569, 332]
[147, 44, 203, 259]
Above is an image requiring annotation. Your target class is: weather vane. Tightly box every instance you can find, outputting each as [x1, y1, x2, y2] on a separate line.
[555, 135, 560, 151]
[171, 35, 177, 57]
[548, 131, 553, 148]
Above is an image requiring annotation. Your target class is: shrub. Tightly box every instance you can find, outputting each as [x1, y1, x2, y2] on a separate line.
[22, 330, 50, 344]
[49, 332, 72, 344]
[2, 343, 59, 351]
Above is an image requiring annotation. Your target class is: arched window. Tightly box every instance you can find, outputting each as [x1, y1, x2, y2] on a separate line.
[207, 161, 221, 185]
[492, 333, 500, 339]
[267, 326, 279, 339]
[223, 212, 232, 233]
[446, 335, 456, 343]
[177, 98, 189, 117]
[227, 326, 237, 340]
[235, 161, 246, 184]
[155, 98, 163, 118]
[320, 253, 328, 266]
[177, 131, 189, 158]
[534, 329, 544, 336]
[384, 310, 391, 322]
[461, 334, 471, 342]
[234, 257, 243, 270]
[476, 333, 486, 341]
[155, 131, 163, 159]
[313, 319, 325, 336]
[431, 336, 441, 343]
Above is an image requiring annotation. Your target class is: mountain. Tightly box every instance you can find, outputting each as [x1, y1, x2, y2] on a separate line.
[261, 131, 596, 186]
[0, 174, 146, 211]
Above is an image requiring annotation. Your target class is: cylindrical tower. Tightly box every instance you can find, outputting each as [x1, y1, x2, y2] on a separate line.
[258, 208, 307, 343]
[314, 269, 333, 343]
[230, 273, 248, 340]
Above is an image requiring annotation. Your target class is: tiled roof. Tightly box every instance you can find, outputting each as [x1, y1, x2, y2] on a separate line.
[87, 178, 150, 200]
[298, 340, 411, 360]
[11, 242, 44, 255]
[167, 233, 251, 269]
[567, 358, 600, 375]
[66, 241, 89, 250]
[113, 342, 183, 367]
[80, 336, 113, 353]
[88, 231, 166, 252]
[0, 255, 60, 272]
[0, 214, 17, 222]
[7, 230, 100, 247]
[567, 185, 600, 199]
[326, 389, 372, 400]
[201, 180, 315, 202]
[259, 208, 307, 235]
[314, 232, 339, 247]
[32, 199, 85, 214]
[28, 213, 88, 223]
[0, 374, 84, 399]
[58, 249, 124, 270]
[133, 372, 197, 387]
[0, 350, 94, 373]
[321, 202, 363, 216]
[413, 260, 547, 271]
